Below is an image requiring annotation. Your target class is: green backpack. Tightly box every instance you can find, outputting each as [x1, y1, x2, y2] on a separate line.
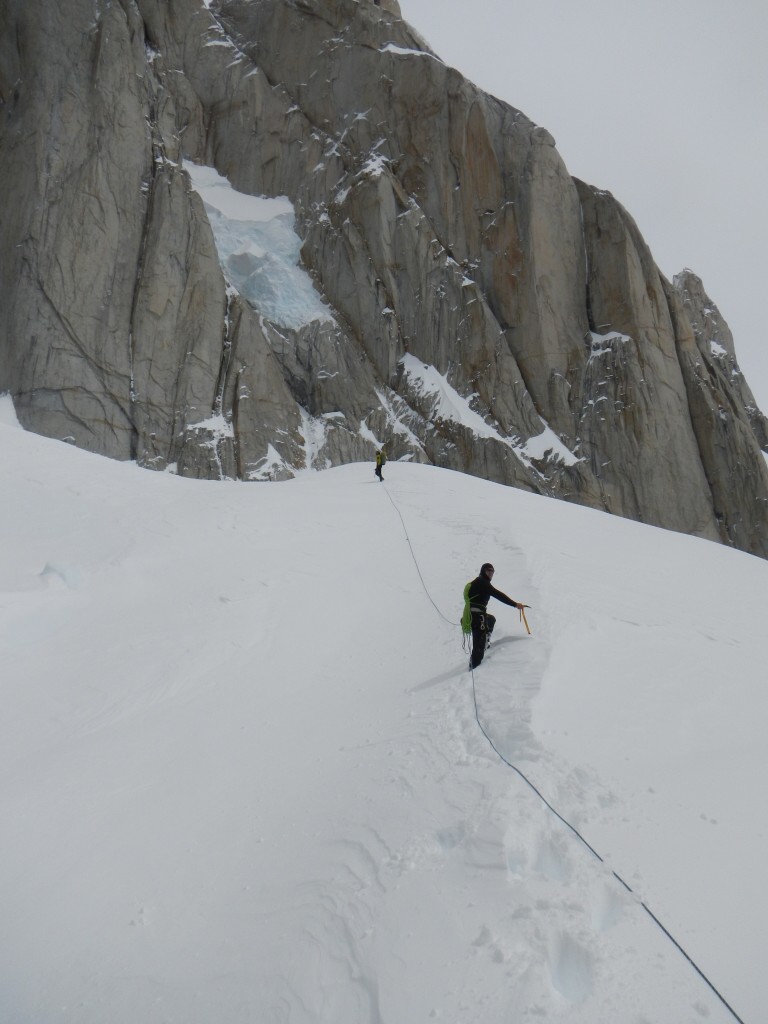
[461, 581, 472, 636]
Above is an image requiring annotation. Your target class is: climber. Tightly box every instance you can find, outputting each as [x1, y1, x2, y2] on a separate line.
[374, 447, 387, 482]
[462, 563, 524, 669]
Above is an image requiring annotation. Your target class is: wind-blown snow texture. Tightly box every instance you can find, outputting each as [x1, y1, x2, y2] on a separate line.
[2, 394, 766, 1024]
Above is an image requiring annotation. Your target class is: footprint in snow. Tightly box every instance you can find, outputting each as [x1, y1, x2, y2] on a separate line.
[534, 832, 572, 883]
[591, 879, 626, 932]
[549, 932, 593, 1004]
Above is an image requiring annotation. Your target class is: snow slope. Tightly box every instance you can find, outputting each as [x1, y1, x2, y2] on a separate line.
[2, 398, 766, 1024]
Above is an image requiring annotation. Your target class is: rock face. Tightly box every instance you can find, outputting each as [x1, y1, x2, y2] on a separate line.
[1, 0, 767, 556]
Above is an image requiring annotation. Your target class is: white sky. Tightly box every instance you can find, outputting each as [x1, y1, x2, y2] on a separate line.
[401, 0, 768, 412]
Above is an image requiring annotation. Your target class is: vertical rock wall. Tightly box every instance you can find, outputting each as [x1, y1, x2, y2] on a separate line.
[1, 0, 766, 556]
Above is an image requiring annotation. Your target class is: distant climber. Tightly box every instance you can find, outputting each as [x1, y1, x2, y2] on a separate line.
[462, 563, 524, 668]
[375, 447, 387, 482]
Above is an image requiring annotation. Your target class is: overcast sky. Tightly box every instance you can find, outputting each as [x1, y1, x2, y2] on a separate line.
[401, 0, 768, 412]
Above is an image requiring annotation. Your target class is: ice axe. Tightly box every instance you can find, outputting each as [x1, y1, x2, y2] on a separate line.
[518, 604, 532, 635]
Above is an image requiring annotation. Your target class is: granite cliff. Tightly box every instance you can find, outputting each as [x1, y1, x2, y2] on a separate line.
[1, 0, 767, 555]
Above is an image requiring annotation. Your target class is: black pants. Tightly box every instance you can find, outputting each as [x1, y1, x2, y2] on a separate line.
[470, 611, 495, 668]
[375, 465, 383, 481]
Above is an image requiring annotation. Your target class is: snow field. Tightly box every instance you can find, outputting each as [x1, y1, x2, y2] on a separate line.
[1, 404, 765, 1022]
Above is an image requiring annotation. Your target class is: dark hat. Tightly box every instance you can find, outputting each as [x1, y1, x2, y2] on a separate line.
[480, 563, 495, 576]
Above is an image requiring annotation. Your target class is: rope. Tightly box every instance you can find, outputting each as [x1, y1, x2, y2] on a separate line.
[382, 482, 458, 626]
[468, 650, 605, 858]
[468, 660, 745, 1024]
[381, 479, 745, 1024]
